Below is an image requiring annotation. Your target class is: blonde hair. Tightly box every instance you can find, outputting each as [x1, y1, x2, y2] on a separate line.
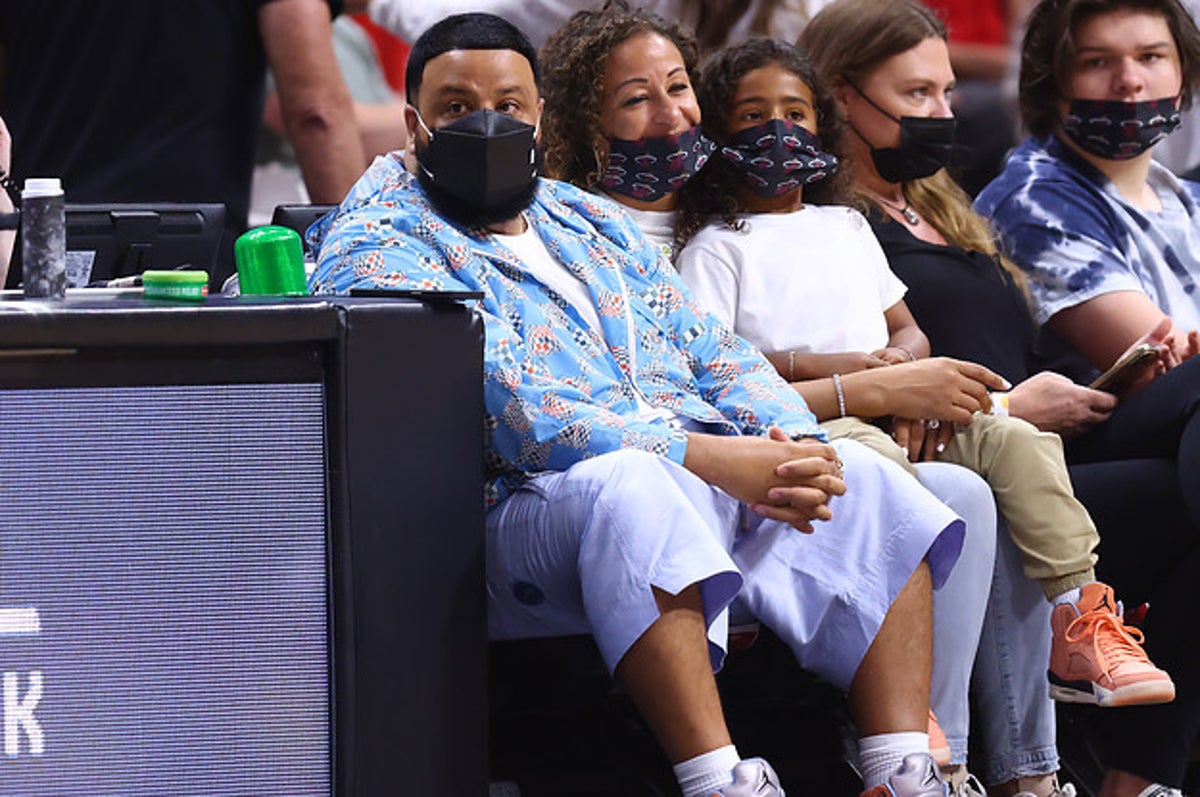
[801, 0, 1024, 284]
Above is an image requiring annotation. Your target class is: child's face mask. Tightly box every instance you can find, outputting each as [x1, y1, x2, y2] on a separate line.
[719, 119, 838, 198]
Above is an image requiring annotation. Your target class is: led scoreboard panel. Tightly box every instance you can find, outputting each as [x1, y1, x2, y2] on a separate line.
[0, 295, 486, 796]
[1, 384, 331, 794]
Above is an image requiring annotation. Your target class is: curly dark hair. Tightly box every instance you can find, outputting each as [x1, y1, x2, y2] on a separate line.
[674, 37, 849, 250]
[539, 0, 701, 190]
[1020, 0, 1200, 138]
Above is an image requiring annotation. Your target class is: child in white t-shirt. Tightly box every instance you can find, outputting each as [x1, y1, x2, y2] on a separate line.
[676, 37, 1173, 711]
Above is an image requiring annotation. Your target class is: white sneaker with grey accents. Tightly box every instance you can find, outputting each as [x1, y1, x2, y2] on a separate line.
[947, 772, 985, 797]
[1136, 785, 1184, 797]
[709, 757, 784, 797]
[1014, 781, 1077, 797]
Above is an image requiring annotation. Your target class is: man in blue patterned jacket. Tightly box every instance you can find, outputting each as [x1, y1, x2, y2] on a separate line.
[310, 12, 974, 797]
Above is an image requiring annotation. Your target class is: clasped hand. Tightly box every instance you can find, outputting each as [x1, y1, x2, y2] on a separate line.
[684, 427, 847, 533]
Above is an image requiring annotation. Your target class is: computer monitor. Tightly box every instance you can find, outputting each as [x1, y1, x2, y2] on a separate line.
[64, 203, 225, 286]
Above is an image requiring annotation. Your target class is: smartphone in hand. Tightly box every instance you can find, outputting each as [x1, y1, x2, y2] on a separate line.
[1089, 343, 1160, 394]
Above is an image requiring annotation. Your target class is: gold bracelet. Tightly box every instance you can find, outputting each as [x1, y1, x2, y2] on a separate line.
[831, 373, 847, 417]
[896, 346, 917, 362]
[788, 350, 796, 381]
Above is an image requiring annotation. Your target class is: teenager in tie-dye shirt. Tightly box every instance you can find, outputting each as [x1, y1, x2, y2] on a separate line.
[975, 2, 1200, 794]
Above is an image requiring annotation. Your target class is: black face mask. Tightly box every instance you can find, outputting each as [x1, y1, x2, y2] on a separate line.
[719, 119, 838, 198]
[1061, 96, 1182, 161]
[414, 108, 540, 227]
[601, 125, 715, 202]
[847, 81, 956, 183]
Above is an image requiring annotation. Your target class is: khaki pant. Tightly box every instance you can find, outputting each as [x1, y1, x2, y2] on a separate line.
[822, 414, 1097, 598]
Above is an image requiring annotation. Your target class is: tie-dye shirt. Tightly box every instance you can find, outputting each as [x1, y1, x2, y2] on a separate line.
[975, 135, 1200, 332]
[308, 154, 822, 505]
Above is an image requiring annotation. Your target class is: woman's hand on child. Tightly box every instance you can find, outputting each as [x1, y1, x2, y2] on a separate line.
[845, 357, 1005, 424]
[768, 350, 889, 381]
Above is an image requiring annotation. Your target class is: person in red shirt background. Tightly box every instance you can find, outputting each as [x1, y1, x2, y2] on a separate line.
[350, 11, 410, 92]
[923, 0, 1034, 194]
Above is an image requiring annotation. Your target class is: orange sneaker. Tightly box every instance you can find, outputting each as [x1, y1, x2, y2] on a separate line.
[927, 710, 950, 767]
[1049, 582, 1175, 707]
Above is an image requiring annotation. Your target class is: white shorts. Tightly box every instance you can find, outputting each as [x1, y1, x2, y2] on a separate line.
[485, 439, 964, 688]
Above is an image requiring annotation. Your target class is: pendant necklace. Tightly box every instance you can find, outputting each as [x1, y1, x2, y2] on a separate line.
[874, 192, 920, 226]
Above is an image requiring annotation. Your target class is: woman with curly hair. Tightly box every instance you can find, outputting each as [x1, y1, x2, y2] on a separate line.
[540, 0, 710, 260]
[541, 6, 1013, 796]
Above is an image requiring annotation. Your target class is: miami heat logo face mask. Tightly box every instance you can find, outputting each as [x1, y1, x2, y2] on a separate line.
[601, 125, 715, 202]
[719, 119, 838, 198]
[1062, 96, 1182, 161]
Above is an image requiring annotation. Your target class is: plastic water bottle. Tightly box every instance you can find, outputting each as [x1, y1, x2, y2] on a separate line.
[21, 177, 66, 299]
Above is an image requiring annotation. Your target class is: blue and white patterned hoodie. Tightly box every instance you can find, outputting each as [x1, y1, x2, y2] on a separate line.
[309, 154, 822, 505]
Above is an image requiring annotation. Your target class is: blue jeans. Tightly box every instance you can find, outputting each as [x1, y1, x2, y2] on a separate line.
[916, 462, 996, 766]
[918, 462, 1060, 780]
[973, 519, 1058, 785]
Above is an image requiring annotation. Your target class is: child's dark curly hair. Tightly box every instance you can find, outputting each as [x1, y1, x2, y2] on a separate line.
[540, 0, 700, 190]
[675, 37, 850, 250]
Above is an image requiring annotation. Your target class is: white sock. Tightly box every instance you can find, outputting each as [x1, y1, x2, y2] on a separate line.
[1052, 586, 1083, 607]
[674, 745, 742, 797]
[858, 731, 929, 789]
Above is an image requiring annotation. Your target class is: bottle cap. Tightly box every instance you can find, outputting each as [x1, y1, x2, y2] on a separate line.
[234, 225, 309, 296]
[142, 270, 209, 301]
[22, 178, 63, 198]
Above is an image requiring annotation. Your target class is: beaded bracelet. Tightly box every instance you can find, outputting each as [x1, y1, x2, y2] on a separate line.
[831, 373, 847, 418]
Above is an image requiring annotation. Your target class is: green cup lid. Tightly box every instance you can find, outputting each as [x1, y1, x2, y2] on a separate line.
[235, 225, 308, 296]
[142, 270, 209, 285]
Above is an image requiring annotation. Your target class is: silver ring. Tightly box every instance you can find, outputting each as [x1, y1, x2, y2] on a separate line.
[925, 419, 940, 430]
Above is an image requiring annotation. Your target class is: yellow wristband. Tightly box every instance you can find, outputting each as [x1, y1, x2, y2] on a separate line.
[991, 391, 1010, 416]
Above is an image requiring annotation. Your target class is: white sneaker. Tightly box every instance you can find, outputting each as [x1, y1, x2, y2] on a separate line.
[1014, 778, 1077, 797]
[710, 757, 785, 796]
[1136, 785, 1183, 797]
[858, 753, 948, 797]
[948, 773, 985, 796]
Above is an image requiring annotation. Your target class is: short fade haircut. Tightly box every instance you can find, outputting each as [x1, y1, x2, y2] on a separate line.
[405, 12, 541, 104]
[1020, 0, 1200, 137]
